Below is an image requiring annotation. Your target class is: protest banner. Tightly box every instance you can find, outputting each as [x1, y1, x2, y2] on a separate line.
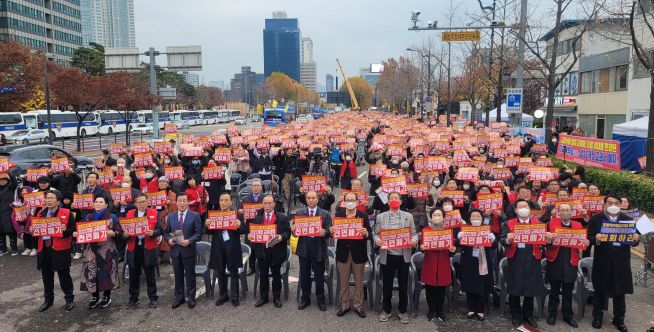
[556, 134, 620, 171]
[153, 141, 173, 155]
[476, 193, 503, 211]
[444, 210, 463, 229]
[50, 157, 69, 173]
[535, 157, 553, 167]
[13, 205, 30, 222]
[554, 199, 584, 218]
[552, 228, 588, 250]
[110, 143, 125, 155]
[513, 223, 547, 245]
[183, 147, 204, 157]
[202, 166, 224, 180]
[76, 220, 108, 244]
[379, 227, 412, 249]
[598, 222, 638, 244]
[583, 195, 605, 214]
[164, 166, 184, 181]
[31, 217, 63, 237]
[24, 191, 45, 208]
[132, 142, 150, 154]
[120, 217, 149, 237]
[207, 211, 239, 230]
[293, 216, 323, 237]
[132, 153, 153, 167]
[369, 164, 387, 177]
[331, 217, 363, 240]
[301, 175, 327, 193]
[440, 190, 465, 207]
[571, 187, 588, 200]
[421, 228, 453, 250]
[458, 225, 492, 247]
[543, 193, 558, 206]
[381, 176, 407, 194]
[97, 170, 113, 185]
[387, 144, 404, 157]
[25, 168, 49, 183]
[491, 167, 512, 180]
[110, 187, 132, 203]
[242, 203, 263, 220]
[407, 183, 429, 199]
[528, 166, 555, 182]
[423, 156, 449, 172]
[72, 193, 94, 210]
[164, 123, 177, 134]
[146, 191, 167, 207]
[249, 224, 277, 243]
[213, 147, 232, 163]
[455, 167, 479, 182]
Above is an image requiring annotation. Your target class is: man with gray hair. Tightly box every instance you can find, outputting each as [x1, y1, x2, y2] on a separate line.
[239, 178, 264, 275]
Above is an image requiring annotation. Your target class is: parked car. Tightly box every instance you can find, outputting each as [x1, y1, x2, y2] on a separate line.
[7, 129, 48, 145]
[234, 116, 247, 125]
[176, 120, 190, 130]
[131, 124, 153, 135]
[250, 116, 261, 123]
[0, 145, 94, 178]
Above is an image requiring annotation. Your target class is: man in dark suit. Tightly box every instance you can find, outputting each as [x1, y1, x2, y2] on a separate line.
[239, 179, 264, 276]
[206, 193, 246, 307]
[249, 194, 290, 308]
[293, 190, 332, 311]
[164, 193, 204, 309]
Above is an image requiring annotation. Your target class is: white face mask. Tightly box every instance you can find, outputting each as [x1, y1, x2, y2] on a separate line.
[517, 208, 531, 218]
[121, 183, 130, 188]
[463, 184, 470, 190]
[552, 138, 558, 143]
[432, 180, 440, 187]
[144, 172, 153, 179]
[345, 202, 357, 210]
[345, 156, 352, 161]
[497, 164, 504, 168]
[431, 216, 444, 226]
[443, 204, 453, 212]
[606, 205, 621, 215]
[470, 219, 482, 226]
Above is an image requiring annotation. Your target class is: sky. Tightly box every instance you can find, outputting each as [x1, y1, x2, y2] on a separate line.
[133, 0, 547, 89]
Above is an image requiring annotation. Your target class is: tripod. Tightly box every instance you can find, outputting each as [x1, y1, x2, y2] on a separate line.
[633, 233, 654, 287]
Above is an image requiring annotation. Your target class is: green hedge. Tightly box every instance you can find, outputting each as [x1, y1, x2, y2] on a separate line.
[554, 159, 654, 214]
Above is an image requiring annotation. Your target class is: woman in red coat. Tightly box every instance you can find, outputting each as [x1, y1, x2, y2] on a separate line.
[420, 208, 456, 322]
[184, 176, 207, 218]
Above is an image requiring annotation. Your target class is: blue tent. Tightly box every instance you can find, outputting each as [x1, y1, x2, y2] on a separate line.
[612, 116, 648, 171]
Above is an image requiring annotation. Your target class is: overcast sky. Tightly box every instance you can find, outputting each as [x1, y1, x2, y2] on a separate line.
[133, 0, 550, 89]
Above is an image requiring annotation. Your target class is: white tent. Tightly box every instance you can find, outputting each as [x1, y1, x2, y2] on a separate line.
[481, 103, 534, 124]
[612, 116, 649, 170]
[613, 115, 648, 138]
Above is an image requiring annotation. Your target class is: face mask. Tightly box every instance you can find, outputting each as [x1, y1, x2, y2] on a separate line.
[164, 159, 170, 164]
[389, 200, 401, 209]
[432, 180, 440, 187]
[559, 212, 572, 220]
[497, 164, 504, 168]
[443, 204, 453, 212]
[431, 217, 444, 226]
[463, 184, 470, 190]
[606, 205, 621, 215]
[345, 202, 357, 210]
[392, 160, 399, 164]
[517, 208, 531, 218]
[345, 156, 352, 161]
[471, 219, 482, 226]
[192, 160, 200, 165]
[144, 172, 153, 179]
[121, 183, 130, 188]
[552, 138, 558, 143]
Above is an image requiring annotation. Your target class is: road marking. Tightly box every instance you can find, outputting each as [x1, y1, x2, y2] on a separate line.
[357, 171, 368, 179]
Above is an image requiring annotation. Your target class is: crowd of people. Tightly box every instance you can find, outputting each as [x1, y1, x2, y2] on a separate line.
[0, 111, 647, 331]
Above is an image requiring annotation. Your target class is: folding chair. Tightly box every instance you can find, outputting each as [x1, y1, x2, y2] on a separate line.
[334, 251, 374, 310]
[195, 241, 213, 299]
[254, 245, 292, 300]
[295, 247, 335, 305]
[576, 257, 594, 319]
[373, 256, 413, 313]
[209, 243, 251, 300]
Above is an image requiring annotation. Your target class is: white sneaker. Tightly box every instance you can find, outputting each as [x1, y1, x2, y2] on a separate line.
[30, 249, 37, 256]
[379, 311, 391, 322]
[72, 253, 82, 260]
[21, 249, 31, 256]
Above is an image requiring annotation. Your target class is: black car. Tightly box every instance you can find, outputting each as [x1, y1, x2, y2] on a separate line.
[0, 145, 94, 177]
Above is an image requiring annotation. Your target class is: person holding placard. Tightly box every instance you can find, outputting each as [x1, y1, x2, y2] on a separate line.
[501, 199, 552, 328]
[458, 209, 496, 321]
[239, 179, 264, 276]
[545, 203, 586, 328]
[32, 189, 75, 312]
[587, 195, 639, 332]
[293, 190, 332, 311]
[249, 195, 290, 308]
[76, 195, 123, 309]
[332, 191, 371, 318]
[373, 191, 418, 324]
[206, 193, 245, 307]
[123, 193, 162, 309]
[420, 208, 455, 322]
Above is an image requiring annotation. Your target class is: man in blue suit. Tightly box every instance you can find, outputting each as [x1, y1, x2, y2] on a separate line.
[164, 193, 203, 309]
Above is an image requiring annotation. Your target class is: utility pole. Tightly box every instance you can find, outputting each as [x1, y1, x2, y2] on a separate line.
[43, 53, 53, 145]
[145, 47, 160, 138]
[513, 0, 528, 127]
[480, 0, 497, 126]
[446, 42, 452, 126]
[426, 50, 432, 121]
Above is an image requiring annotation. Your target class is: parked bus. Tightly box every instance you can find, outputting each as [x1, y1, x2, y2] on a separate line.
[26, 110, 100, 139]
[229, 110, 242, 122]
[0, 112, 34, 137]
[199, 110, 220, 125]
[136, 110, 171, 129]
[263, 106, 296, 126]
[216, 110, 231, 123]
[96, 110, 139, 135]
[171, 110, 201, 126]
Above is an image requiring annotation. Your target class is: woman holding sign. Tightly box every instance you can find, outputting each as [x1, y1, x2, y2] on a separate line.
[420, 208, 455, 322]
[185, 176, 208, 219]
[75, 195, 123, 309]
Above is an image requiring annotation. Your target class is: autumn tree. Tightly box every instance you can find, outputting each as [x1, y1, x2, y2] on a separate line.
[265, 72, 297, 101]
[377, 57, 419, 113]
[0, 40, 44, 110]
[193, 86, 224, 109]
[339, 76, 373, 109]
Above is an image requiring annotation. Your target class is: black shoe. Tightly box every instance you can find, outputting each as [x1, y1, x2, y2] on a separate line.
[255, 299, 268, 307]
[355, 309, 366, 318]
[88, 297, 100, 309]
[99, 296, 111, 308]
[547, 315, 556, 326]
[612, 321, 628, 332]
[232, 299, 239, 307]
[187, 300, 196, 309]
[273, 298, 282, 308]
[64, 301, 74, 312]
[427, 311, 435, 322]
[524, 317, 538, 328]
[39, 302, 52, 312]
[171, 299, 185, 309]
[563, 317, 578, 328]
[298, 301, 310, 310]
[149, 300, 159, 308]
[337, 308, 350, 317]
[318, 302, 327, 311]
[125, 299, 139, 309]
[215, 295, 229, 306]
[592, 319, 602, 329]
[10, 249, 18, 256]
[512, 319, 522, 327]
[0, 248, 7, 256]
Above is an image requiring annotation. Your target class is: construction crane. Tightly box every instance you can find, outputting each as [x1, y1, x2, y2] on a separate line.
[336, 58, 359, 110]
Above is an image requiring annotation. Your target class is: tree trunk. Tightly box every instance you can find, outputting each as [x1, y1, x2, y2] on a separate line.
[647, 73, 654, 174]
[76, 121, 82, 152]
[124, 111, 131, 146]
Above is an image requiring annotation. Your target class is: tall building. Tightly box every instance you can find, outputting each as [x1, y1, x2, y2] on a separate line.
[80, 0, 135, 48]
[0, 0, 83, 65]
[360, 65, 381, 87]
[299, 37, 317, 92]
[326, 74, 334, 92]
[228, 66, 257, 105]
[181, 71, 199, 87]
[263, 11, 301, 82]
[301, 37, 313, 63]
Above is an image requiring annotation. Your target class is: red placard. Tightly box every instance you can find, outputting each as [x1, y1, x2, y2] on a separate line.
[458, 225, 492, 247]
[552, 228, 588, 250]
[25, 168, 49, 183]
[423, 156, 449, 172]
[132, 153, 154, 167]
[381, 176, 407, 194]
[441, 190, 465, 207]
[164, 166, 184, 181]
[154, 141, 173, 155]
[110, 143, 125, 155]
[13, 205, 30, 222]
[120, 217, 149, 237]
[76, 220, 108, 244]
[24, 191, 45, 208]
[146, 191, 167, 207]
[369, 164, 387, 177]
[97, 170, 113, 185]
[72, 193, 94, 209]
[455, 167, 479, 182]
[421, 228, 453, 250]
[50, 157, 70, 173]
[31, 217, 63, 237]
[249, 224, 277, 243]
[387, 144, 404, 157]
[213, 147, 232, 163]
[379, 227, 412, 249]
[207, 210, 239, 230]
[583, 195, 605, 214]
[513, 223, 546, 245]
[571, 187, 588, 200]
[444, 210, 463, 229]
[201, 166, 224, 180]
[293, 216, 323, 237]
[110, 187, 132, 203]
[528, 166, 555, 182]
[0, 158, 9, 173]
[491, 167, 512, 180]
[531, 144, 547, 154]
[555, 199, 584, 218]
[301, 175, 327, 193]
[331, 217, 363, 240]
[183, 147, 204, 157]
[242, 203, 263, 220]
[543, 193, 558, 206]
[407, 183, 429, 199]
[164, 123, 177, 134]
[132, 142, 151, 154]
[535, 157, 553, 167]
[476, 193, 503, 211]
[556, 134, 620, 171]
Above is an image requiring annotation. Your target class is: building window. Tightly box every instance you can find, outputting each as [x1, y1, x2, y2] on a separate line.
[581, 71, 596, 94]
[615, 65, 628, 91]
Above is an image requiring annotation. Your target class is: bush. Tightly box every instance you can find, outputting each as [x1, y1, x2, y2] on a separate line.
[554, 159, 654, 214]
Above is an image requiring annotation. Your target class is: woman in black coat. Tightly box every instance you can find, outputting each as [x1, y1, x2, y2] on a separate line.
[0, 173, 17, 255]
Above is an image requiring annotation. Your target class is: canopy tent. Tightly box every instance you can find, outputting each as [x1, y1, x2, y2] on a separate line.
[612, 116, 648, 171]
[481, 103, 534, 127]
